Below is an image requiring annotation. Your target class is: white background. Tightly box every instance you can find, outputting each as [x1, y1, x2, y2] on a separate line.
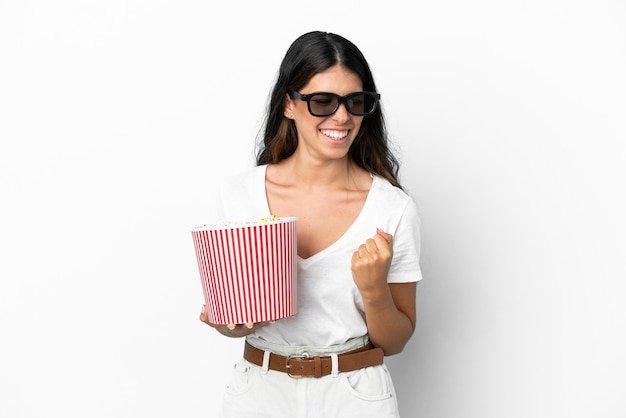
[1, 1, 625, 417]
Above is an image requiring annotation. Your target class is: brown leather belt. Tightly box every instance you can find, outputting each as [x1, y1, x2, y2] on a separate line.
[243, 341, 384, 378]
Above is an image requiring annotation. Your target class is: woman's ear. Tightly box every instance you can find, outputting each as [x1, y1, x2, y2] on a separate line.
[284, 94, 295, 119]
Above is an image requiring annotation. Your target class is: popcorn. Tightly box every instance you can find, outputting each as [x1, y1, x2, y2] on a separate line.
[260, 213, 280, 222]
[198, 214, 280, 229]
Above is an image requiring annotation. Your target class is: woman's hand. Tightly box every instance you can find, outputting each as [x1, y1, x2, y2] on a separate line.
[351, 228, 393, 295]
[199, 304, 272, 338]
[351, 228, 416, 355]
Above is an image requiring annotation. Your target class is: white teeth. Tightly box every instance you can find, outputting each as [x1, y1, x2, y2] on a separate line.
[320, 129, 348, 139]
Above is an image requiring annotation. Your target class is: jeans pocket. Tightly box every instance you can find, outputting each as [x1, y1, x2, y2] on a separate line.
[224, 359, 256, 396]
[340, 364, 394, 401]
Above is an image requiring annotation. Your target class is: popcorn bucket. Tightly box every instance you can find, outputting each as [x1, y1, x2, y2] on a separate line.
[191, 217, 298, 324]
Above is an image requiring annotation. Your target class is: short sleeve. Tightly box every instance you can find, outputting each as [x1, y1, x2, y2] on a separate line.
[387, 198, 423, 283]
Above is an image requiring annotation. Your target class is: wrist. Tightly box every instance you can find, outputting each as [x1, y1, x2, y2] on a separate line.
[359, 283, 392, 305]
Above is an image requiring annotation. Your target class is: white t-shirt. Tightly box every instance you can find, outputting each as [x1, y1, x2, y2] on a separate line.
[215, 164, 422, 347]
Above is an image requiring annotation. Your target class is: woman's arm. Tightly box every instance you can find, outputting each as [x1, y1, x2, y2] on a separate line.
[351, 229, 417, 355]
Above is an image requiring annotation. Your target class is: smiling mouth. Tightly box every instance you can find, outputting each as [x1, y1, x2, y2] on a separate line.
[320, 129, 349, 140]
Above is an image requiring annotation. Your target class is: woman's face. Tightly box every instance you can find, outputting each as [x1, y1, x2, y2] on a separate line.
[284, 65, 364, 163]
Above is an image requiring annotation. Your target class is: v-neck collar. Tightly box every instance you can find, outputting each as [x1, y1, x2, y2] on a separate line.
[258, 165, 378, 269]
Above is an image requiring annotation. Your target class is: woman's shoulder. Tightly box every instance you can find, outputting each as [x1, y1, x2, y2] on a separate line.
[217, 165, 269, 221]
[219, 164, 267, 204]
[369, 174, 420, 222]
[222, 164, 267, 188]
[369, 176, 421, 241]
[372, 174, 413, 202]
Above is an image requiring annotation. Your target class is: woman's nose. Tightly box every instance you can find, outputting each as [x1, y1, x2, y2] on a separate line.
[331, 103, 351, 122]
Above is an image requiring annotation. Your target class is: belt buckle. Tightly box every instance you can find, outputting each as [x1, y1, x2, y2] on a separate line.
[285, 352, 309, 378]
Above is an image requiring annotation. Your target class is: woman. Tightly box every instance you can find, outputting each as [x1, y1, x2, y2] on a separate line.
[200, 31, 422, 417]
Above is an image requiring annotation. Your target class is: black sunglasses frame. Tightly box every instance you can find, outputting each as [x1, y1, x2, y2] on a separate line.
[288, 90, 381, 117]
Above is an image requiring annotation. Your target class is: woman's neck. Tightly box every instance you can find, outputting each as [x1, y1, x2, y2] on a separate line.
[271, 155, 368, 192]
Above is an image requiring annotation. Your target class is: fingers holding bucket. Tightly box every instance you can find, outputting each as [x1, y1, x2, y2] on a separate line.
[200, 305, 273, 338]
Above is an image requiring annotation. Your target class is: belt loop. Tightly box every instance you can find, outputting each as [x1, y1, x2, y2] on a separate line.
[261, 350, 271, 374]
[330, 353, 339, 378]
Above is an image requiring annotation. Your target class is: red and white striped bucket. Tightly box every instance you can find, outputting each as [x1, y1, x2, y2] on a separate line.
[191, 217, 298, 325]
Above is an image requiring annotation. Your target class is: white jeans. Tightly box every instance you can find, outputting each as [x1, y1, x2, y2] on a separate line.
[218, 336, 400, 418]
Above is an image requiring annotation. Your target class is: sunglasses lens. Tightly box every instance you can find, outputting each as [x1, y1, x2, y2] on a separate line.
[309, 94, 338, 116]
[348, 93, 379, 116]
